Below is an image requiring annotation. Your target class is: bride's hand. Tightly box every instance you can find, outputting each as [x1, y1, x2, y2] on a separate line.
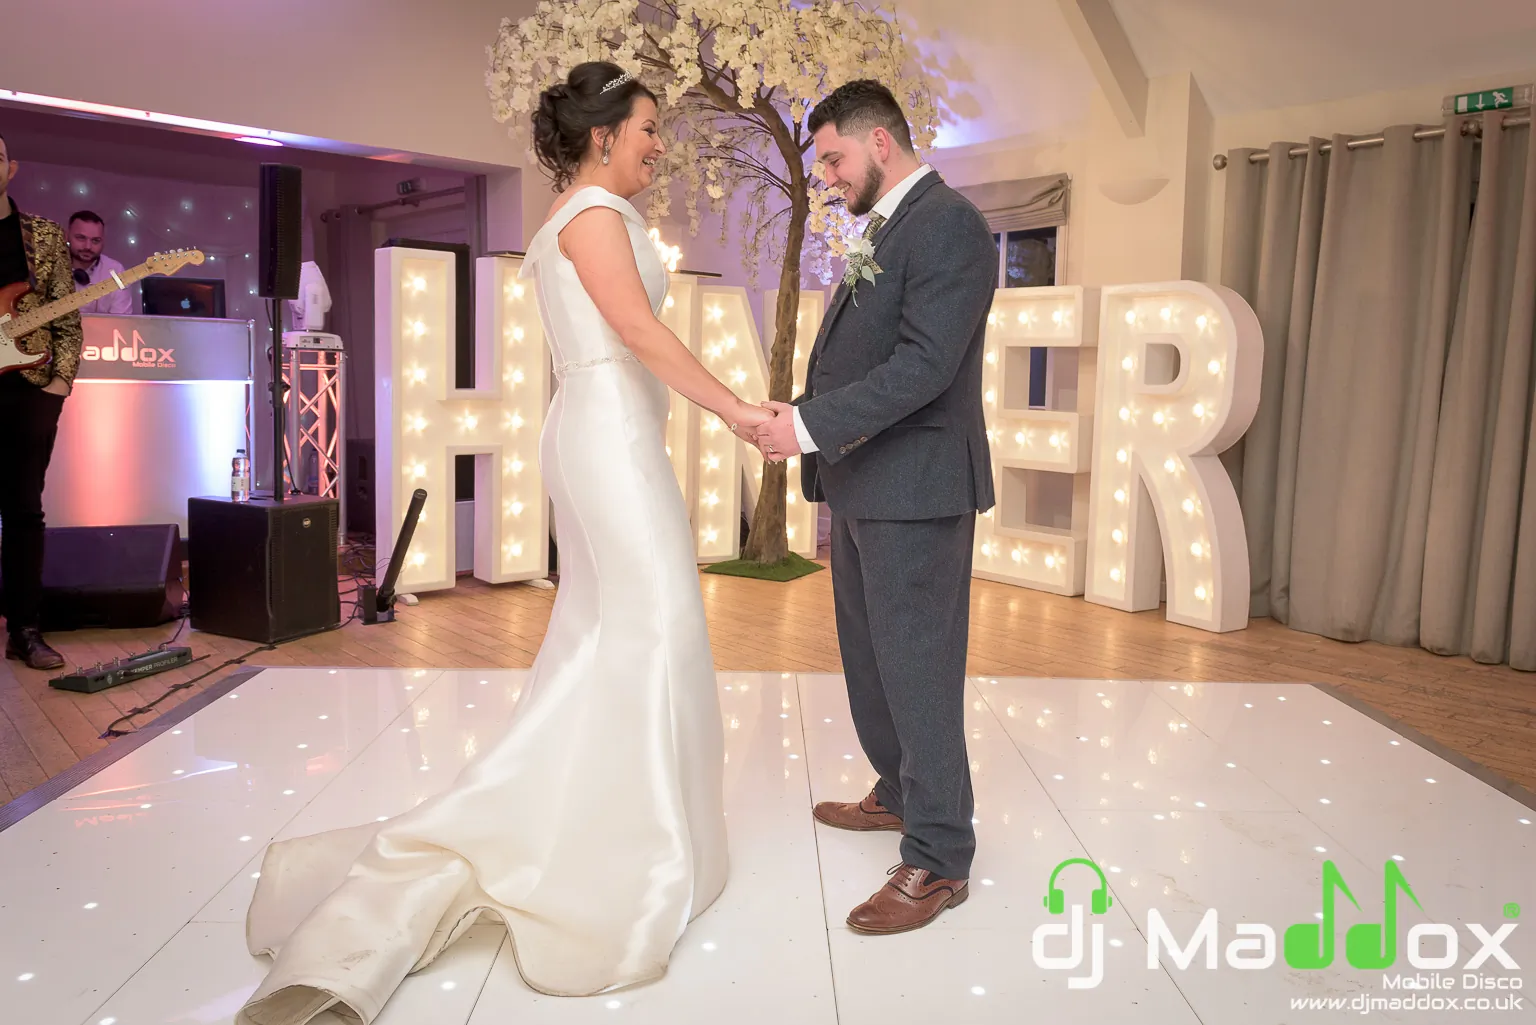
[728, 400, 774, 444]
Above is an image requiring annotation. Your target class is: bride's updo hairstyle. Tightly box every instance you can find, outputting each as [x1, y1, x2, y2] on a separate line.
[532, 61, 658, 191]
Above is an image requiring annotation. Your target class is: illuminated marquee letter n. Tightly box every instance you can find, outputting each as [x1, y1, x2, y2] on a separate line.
[1085, 283, 1262, 632]
[375, 247, 550, 595]
[689, 284, 819, 562]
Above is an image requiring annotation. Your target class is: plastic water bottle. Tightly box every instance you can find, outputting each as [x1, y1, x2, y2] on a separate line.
[231, 448, 251, 502]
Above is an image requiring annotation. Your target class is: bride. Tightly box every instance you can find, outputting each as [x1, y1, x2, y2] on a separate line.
[237, 61, 775, 1024]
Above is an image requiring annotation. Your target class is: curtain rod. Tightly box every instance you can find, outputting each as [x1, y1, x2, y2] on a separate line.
[320, 186, 468, 220]
[1212, 113, 1532, 170]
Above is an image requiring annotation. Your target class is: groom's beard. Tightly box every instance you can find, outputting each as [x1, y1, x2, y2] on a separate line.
[845, 163, 885, 217]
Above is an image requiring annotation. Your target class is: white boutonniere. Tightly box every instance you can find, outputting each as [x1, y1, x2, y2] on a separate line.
[841, 236, 882, 306]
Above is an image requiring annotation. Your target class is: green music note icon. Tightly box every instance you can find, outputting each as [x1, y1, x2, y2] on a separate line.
[1345, 860, 1422, 969]
[1284, 861, 1360, 969]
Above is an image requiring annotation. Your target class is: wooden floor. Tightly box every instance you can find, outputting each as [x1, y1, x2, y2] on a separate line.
[3, 561, 1534, 804]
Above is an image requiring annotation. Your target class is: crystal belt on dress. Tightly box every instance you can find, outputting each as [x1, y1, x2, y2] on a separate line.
[552, 353, 640, 378]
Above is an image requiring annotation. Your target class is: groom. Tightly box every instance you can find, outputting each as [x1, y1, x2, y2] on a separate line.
[755, 81, 997, 934]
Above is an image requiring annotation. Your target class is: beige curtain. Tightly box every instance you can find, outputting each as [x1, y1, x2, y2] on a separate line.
[1221, 114, 1536, 669]
[956, 173, 1070, 231]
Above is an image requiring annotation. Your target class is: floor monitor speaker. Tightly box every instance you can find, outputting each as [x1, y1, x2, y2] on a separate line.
[0, 524, 184, 630]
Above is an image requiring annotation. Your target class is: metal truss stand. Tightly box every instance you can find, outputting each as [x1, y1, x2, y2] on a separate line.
[281, 334, 347, 542]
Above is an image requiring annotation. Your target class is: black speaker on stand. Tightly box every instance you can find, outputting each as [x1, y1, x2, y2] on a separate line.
[258, 163, 303, 502]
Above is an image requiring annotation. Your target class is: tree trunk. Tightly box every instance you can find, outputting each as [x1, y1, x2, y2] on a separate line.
[741, 190, 811, 564]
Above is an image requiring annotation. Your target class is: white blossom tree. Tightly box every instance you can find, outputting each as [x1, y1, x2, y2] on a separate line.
[488, 0, 940, 567]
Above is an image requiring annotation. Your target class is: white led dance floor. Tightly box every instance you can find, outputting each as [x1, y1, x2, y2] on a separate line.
[1, 668, 1532, 1025]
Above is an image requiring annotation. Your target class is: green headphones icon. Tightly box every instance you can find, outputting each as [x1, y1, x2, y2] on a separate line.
[1043, 858, 1114, 916]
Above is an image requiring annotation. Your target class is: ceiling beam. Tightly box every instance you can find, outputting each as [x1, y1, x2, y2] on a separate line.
[1056, 0, 1148, 137]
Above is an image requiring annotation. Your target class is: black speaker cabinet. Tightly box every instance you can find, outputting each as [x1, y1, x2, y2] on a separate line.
[0, 524, 184, 630]
[258, 163, 302, 300]
[345, 437, 375, 537]
[188, 496, 339, 643]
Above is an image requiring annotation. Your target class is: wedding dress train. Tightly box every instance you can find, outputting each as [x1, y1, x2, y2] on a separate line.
[237, 186, 729, 1024]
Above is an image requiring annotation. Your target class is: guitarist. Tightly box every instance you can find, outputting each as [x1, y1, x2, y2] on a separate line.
[0, 132, 76, 670]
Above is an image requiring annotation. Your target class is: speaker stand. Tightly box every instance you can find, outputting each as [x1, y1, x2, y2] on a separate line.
[361, 584, 396, 625]
[271, 296, 285, 503]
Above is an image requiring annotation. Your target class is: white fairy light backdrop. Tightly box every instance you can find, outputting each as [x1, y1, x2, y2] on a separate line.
[974, 286, 1100, 596]
[1084, 283, 1263, 632]
[374, 247, 550, 595]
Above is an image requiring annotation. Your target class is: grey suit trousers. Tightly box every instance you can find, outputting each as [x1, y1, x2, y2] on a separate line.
[831, 511, 977, 880]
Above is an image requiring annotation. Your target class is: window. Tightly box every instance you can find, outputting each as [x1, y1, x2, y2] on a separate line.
[992, 227, 1060, 407]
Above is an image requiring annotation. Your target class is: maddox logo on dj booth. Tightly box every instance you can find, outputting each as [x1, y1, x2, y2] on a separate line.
[82, 329, 175, 368]
[1035, 857, 1523, 1005]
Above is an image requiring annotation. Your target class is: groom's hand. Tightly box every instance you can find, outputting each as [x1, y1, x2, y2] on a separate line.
[754, 400, 801, 462]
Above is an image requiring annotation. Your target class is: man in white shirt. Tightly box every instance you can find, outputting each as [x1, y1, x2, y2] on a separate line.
[66, 210, 132, 316]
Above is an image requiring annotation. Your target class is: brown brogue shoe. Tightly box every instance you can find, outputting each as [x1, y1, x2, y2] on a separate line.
[812, 790, 904, 832]
[6, 629, 65, 671]
[846, 863, 968, 935]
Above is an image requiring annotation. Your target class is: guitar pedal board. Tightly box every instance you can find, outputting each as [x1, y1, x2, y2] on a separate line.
[49, 646, 195, 694]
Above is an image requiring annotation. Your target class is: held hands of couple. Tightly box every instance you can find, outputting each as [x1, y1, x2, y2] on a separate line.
[752, 400, 800, 463]
[728, 401, 775, 446]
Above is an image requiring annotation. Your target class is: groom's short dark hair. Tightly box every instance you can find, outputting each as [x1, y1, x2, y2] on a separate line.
[807, 81, 914, 153]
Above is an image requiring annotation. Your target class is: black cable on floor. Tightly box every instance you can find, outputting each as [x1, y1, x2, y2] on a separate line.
[99, 647, 258, 738]
[99, 577, 371, 740]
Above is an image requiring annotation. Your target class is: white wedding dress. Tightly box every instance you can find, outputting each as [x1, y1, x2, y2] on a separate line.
[237, 186, 729, 1024]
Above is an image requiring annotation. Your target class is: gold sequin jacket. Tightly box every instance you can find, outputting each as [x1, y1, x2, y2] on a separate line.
[6, 201, 82, 388]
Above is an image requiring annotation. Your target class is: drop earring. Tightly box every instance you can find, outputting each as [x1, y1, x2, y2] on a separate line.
[601, 144, 611, 166]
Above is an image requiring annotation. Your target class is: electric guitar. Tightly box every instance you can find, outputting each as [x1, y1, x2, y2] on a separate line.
[0, 248, 206, 375]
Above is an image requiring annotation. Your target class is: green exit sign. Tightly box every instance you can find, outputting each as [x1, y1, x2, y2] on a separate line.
[1444, 84, 1532, 115]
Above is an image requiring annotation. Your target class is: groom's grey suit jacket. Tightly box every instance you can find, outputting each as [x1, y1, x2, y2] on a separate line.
[796, 171, 998, 520]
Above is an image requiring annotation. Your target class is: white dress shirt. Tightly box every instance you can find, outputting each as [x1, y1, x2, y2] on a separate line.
[78, 254, 133, 316]
[792, 163, 934, 455]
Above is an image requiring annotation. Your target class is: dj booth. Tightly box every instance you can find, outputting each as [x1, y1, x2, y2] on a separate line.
[43, 314, 253, 536]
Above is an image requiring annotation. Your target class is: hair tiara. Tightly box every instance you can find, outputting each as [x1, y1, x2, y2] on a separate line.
[601, 70, 634, 94]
